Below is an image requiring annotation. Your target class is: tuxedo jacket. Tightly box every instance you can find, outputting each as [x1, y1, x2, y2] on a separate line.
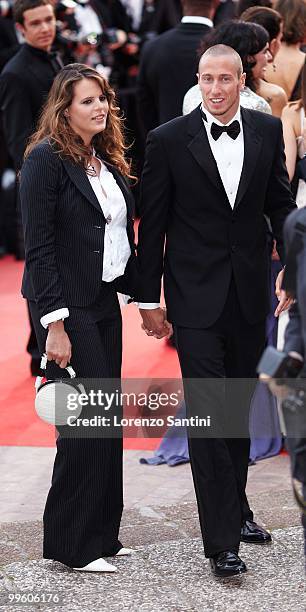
[0, 44, 61, 169]
[136, 106, 296, 328]
[137, 22, 211, 133]
[20, 141, 137, 319]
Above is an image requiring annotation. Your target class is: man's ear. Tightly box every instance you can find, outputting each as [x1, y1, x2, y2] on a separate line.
[240, 72, 246, 91]
[15, 22, 25, 37]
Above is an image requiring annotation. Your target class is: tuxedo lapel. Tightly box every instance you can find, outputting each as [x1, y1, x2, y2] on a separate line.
[187, 106, 228, 197]
[233, 108, 263, 211]
[61, 158, 106, 218]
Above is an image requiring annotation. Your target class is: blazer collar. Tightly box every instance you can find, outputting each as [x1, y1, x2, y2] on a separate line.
[187, 105, 263, 211]
[61, 155, 134, 220]
[22, 44, 58, 88]
[61, 157, 105, 218]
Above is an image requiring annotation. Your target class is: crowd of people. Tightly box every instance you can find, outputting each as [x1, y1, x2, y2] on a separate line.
[0, 0, 306, 579]
[1, 0, 306, 258]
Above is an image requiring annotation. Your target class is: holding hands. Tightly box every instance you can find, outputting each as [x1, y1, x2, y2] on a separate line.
[139, 308, 173, 340]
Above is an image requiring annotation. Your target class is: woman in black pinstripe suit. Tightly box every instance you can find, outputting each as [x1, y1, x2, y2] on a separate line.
[19, 64, 138, 572]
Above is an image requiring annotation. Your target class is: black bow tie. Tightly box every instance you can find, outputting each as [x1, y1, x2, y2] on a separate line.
[200, 108, 241, 140]
[210, 120, 241, 141]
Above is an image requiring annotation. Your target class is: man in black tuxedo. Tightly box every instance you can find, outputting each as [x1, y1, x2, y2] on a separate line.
[136, 45, 296, 577]
[0, 0, 62, 375]
[0, 0, 62, 170]
[137, 0, 218, 134]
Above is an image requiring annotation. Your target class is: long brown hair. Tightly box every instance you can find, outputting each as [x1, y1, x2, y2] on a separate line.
[25, 63, 134, 179]
[275, 0, 306, 45]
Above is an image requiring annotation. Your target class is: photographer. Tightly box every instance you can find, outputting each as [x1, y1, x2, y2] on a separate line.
[259, 206, 306, 561]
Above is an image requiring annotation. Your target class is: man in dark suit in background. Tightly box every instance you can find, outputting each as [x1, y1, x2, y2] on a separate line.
[0, 0, 62, 375]
[136, 45, 295, 576]
[137, 0, 218, 134]
[0, 0, 61, 171]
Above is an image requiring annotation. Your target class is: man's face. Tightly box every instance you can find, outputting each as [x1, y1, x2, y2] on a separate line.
[198, 55, 245, 124]
[17, 4, 56, 52]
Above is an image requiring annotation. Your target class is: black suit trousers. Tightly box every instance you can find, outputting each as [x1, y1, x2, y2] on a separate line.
[29, 283, 124, 567]
[174, 280, 266, 558]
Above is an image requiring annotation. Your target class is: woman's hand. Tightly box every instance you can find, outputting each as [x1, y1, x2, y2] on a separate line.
[46, 320, 72, 369]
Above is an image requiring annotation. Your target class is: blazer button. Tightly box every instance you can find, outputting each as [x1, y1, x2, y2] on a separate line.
[94, 225, 102, 229]
[93, 250, 101, 254]
[231, 245, 237, 252]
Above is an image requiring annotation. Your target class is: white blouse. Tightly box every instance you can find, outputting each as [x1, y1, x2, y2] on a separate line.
[87, 159, 131, 282]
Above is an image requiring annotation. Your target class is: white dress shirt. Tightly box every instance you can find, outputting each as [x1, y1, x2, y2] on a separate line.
[139, 105, 245, 311]
[40, 159, 130, 328]
[181, 16, 214, 28]
[74, 4, 103, 38]
[201, 104, 244, 209]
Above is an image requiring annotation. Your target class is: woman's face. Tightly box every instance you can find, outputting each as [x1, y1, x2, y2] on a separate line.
[251, 43, 272, 79]
[65, 77, 109, 145]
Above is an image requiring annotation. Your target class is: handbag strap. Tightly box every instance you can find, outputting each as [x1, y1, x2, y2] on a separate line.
[39, 352, 76, 378]
[35, 353, 76, 390]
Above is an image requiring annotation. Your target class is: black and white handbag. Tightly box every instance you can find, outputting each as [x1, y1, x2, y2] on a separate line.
[35, 353, 85, 425]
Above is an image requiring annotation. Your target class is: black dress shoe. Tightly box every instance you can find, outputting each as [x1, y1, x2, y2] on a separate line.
[210, 551, 247, 577]
[241, 520, 272, 544]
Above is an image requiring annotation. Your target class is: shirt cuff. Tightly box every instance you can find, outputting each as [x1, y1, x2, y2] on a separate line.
[288, 351, 304, 362]
[137, 303, 160, 309]
[118, 293, 133, 306]
[40, 308, 70, 329]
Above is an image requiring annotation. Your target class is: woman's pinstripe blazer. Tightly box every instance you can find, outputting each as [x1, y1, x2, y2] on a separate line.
[20, 140, 138, 319]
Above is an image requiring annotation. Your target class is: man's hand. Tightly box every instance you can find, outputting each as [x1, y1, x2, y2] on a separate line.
[139, 308, 173, 340]
[46, 320, 72, 368]
[274, 268, 294, 316]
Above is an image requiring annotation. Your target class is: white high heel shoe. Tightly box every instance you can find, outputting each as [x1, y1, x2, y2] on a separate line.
[73, 558, 117, 572]
[115, 547, 134, 557]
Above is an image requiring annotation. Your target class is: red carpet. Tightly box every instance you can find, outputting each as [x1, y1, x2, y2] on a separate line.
[0, 255, 180, 448]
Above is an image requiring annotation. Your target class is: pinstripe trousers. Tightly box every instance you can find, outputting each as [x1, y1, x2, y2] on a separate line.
[29, 283, 124, 567]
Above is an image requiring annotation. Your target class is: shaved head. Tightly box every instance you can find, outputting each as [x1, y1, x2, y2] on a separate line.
[197, 45, 246, 124]
[199, 44, 243, 78]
